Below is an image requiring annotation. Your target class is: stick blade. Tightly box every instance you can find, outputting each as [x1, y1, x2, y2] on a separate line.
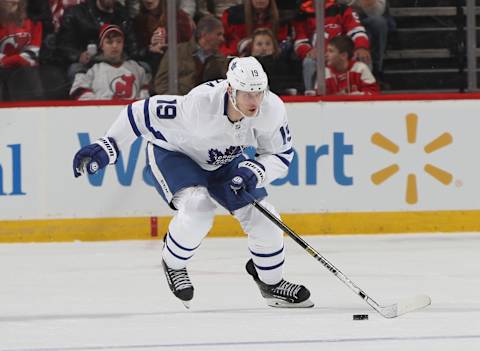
[380, 294, 431, 318]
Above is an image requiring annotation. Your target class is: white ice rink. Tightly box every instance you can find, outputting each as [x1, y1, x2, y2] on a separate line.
[0, 233, 479, 351]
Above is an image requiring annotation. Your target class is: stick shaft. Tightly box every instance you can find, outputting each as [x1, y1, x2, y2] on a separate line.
[249, 198, 383, 311]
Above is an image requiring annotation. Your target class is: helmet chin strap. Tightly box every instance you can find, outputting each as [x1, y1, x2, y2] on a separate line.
[228, 87, 264, 119]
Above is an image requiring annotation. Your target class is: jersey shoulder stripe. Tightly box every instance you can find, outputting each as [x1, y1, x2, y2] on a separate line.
[127, 104, 141, 137]
[143, 98, 167, 141]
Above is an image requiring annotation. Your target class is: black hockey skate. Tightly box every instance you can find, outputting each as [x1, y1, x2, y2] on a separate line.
[162, 260, 194, 308]
[246, 259, 314, 308]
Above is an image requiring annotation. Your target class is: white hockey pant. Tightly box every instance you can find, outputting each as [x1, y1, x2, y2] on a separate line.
[234, 200, 285, 285]
[162, 187, 216, 269]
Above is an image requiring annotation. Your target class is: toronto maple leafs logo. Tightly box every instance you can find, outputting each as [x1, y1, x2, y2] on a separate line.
[207, 146, 243, 166]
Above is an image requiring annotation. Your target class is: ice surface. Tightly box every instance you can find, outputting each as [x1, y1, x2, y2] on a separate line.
[0, 233, 479, 351]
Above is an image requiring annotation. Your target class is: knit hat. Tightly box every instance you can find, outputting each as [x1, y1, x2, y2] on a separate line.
[99, 24, 124, 47]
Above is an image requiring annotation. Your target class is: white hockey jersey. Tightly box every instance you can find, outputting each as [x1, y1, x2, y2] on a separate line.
[70, 60, 150, 100]
[106, 80, 294, 186]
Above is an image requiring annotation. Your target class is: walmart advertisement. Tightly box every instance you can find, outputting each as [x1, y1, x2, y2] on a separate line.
[1, 99, 479, 239]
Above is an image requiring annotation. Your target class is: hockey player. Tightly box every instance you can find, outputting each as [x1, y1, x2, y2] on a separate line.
[72, 56, 313, 309]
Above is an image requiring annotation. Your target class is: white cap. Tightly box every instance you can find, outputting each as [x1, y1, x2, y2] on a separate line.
[226, 57, 268, 92]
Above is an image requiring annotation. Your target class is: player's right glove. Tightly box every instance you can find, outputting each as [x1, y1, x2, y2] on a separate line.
[229, 160, 266, 195]
[73, 137, 119, 177]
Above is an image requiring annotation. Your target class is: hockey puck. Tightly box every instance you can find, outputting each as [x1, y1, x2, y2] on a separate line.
[353, 314, 368, 320]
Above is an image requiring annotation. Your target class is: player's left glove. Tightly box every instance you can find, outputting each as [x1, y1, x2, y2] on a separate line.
[73, 137, 119, 177]
[229, 160, 266, 195]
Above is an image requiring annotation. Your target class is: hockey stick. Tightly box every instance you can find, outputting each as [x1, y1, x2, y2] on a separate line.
[245, 193, 431, 318]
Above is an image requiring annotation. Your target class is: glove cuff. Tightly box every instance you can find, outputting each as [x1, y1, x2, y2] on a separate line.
[95, 137, 118, 165]
[239, 160, 266, 187]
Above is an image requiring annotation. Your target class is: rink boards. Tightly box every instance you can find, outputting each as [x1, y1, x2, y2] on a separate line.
[1, 96, 480, 242]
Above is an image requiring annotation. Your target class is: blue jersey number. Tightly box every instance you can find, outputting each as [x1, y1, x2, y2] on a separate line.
[156, 99, 177, 119]
[145, 99, 177, 141]
[280, 125, 292, 145]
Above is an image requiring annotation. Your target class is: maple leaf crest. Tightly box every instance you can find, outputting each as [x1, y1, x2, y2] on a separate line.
[207, 146, 243, 166]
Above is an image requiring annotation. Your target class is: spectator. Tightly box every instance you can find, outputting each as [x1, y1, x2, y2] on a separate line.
[324, 35, 378, 95]
[30, 0, 85, 100]
[117, 0, 141, 18]
[56, 0, 139, 81]
[221, 0, 291, 57]
[294, 0, 371, 93]
[41, 1, 82, 62]
[0, 0, 44, 101]
[70, 24, 150, 100]
[180, 0, 242, 20]
[347, 0, 394, 78]
[133, 0, 194, 77]
[250, 28, 290, 95]
[251, 27, 279, 57]
[275, 0, 299, 23]
[42, 1, 87, 62]
[27, 0, 54, 37]
[49, 0, 85, 33]
[154, 15, 228, 95]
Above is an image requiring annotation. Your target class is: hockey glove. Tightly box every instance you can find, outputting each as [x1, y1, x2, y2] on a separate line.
[229, 160, 266, 195]
[73, 137, 119, 177]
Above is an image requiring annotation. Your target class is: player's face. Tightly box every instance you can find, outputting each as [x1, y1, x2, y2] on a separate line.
[235, 90, 265, 117]
[102, 35, 124, 62]
[251, 34, 275, 56]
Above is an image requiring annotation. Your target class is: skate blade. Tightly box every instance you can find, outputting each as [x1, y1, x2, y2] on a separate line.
[181, 300, 191, 309]
[266, 298, 314, 308]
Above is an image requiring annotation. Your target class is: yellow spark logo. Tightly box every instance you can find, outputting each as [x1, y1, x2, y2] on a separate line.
[370, 113, 453, 204]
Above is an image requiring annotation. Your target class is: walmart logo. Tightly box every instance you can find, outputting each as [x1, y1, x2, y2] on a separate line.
[370, 113, 453, 204]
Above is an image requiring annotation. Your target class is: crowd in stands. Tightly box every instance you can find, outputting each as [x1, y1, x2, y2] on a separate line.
[0, 0, 395, 102]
